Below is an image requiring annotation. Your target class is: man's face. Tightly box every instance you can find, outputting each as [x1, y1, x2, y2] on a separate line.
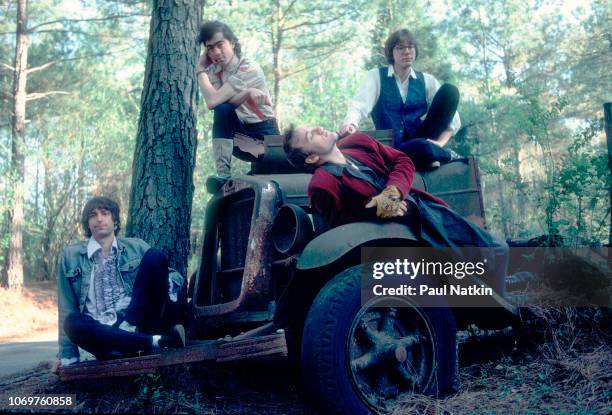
[88, 207, 116, 240]
[392, 41, 416, 70]
[293, 126, 337, 163]
[205, 32, 235, 67]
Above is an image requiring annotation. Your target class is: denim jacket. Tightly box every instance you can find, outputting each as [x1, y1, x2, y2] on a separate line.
[57, 237, 184, 359]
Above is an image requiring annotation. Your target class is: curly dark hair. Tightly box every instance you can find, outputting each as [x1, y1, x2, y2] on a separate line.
[384, 29, 419, 64]
[81, 196, 121, 238]
[198, 20, 242, 58]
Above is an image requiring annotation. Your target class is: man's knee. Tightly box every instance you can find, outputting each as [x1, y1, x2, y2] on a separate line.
[213, 103, 237, 122]
[438, 83, 460, 103]
[141, 248, 167, 269]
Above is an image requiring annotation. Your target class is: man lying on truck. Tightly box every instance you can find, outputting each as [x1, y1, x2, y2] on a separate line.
[283, 126, 508, 295]
[56, 196, 187, 369]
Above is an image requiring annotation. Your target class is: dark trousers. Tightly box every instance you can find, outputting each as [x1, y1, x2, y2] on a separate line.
[396, 84, 459, 170]
[212, 103, 279, 161]
[412, 195, 508, 296]
[63, 249, 182, 360]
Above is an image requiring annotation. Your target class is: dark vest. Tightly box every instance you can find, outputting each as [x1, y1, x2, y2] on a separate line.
[371, 67, 427, 147]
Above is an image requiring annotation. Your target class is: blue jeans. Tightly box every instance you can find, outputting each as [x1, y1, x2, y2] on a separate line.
[213, 103, 279, 161]
[63, 249, 184, 360]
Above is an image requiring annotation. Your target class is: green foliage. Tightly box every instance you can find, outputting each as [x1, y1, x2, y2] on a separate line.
[0, 0, 610, 282]
[133, 373, 169, 412]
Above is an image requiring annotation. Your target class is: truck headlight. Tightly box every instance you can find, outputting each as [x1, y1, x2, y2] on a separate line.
[272, 204, 313, 255]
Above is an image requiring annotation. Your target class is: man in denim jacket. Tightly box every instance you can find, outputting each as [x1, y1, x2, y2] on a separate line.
[56, 196, 187, 368]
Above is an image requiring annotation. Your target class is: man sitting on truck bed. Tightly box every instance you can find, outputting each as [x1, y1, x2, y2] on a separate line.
[283, 126, 509, 295]
[56, 196, 187, 369]
[338, 29, 461, 170]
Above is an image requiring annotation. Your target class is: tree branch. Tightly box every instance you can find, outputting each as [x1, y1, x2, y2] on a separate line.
[279, 0, 299, 23]
[27, 47, 133, 70]
[282, 15, 345, 32]
[280, 50, 337, 80]
[26, 61, 57, 74]
[27, 12, 147, 33]
[27, 91, 70, 101]
[0, 62, 14, 71]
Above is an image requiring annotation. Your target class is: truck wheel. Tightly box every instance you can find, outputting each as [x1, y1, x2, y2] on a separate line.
[301, 265, 457, 414]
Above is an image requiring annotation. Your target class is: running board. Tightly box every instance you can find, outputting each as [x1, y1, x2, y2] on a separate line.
[59, 332, 287, 381]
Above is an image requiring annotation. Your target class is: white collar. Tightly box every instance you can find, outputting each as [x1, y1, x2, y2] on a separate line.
[387, 65, 417, 80]
[87, 236, 118, 259]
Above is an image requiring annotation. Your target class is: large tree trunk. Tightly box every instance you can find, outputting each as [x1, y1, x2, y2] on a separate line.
[126, 0, 202, 277]
[7, 0, 28, 292]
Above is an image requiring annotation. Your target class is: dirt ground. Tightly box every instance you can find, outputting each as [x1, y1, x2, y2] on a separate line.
[0, 285, 610, 414]
[0, 282, 57, 343]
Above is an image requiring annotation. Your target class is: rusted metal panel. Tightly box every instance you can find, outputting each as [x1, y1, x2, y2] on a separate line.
[420, 156, 486, 228]
[192, 176, 281, 318]
[216, 332, 288, 363]
[59, 340, 220, 382]
[59, 355, 161, 381]
[58, 334, 288, 381]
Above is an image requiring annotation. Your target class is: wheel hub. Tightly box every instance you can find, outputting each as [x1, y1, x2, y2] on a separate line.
[347, 304, 435, 412]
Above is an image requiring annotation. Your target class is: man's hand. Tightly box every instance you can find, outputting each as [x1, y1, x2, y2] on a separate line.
[338, 123, 357, 138]
[196, 54, 209, 74]
[365, 186, 407, 218]
[247, 88, 271, 106]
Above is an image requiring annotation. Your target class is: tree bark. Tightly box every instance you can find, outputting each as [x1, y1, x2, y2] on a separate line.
[604, 102, 611, 246]
[271, 0, 281, 120]
[7, 0, 28, 292]
[126, 0, 202, 277]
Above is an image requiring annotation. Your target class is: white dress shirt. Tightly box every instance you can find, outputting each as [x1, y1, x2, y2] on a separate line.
[344, 65, 461, 133]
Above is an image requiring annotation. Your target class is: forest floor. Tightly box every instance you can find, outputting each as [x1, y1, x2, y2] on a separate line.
[0, 285, 610, 414]
[0, 282, 57, 343]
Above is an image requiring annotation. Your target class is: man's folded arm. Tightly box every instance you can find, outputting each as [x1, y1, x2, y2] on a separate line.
[197, 71, 239, 109]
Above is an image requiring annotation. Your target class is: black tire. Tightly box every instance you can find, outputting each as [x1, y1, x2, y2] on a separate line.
[301, 265, 457, 414]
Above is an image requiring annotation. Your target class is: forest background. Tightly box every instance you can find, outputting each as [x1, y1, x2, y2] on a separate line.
[0, 0, 610, 289]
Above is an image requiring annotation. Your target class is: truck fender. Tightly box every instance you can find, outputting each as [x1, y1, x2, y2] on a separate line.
[296, 221, 419, 270]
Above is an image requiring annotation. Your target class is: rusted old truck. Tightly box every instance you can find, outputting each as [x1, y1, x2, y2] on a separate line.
[60, 131, 526, 414]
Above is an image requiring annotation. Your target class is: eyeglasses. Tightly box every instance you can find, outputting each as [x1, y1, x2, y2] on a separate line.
[393, 44, 416, 52]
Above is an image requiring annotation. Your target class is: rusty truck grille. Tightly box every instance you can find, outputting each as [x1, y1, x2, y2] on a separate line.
[218, 189, 255, 271]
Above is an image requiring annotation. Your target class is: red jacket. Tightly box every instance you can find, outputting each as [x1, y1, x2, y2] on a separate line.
[308, 132, 447, 226]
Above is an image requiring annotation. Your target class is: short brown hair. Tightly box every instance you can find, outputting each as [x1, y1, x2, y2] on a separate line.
[384, 29, 419, 64]
[81, 196, 121, 238]
[283, 125, 314, 172]
[198, 21, 242, 58]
